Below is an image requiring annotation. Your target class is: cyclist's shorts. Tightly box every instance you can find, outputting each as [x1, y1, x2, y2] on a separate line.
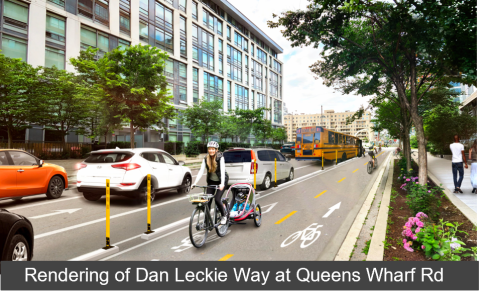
[368, 151, 375, 159]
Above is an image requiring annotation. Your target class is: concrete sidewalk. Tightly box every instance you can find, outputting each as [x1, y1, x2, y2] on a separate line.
[425, 153, 477, 213]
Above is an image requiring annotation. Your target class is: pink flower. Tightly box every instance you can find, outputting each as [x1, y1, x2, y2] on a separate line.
[416, 182, 419, 184]
[406, 178, 410, 181]
[415, 227, 421, 233]
[405, 222, 412, 228]
[428, 190, 431, 193]
[416, 212, 428, 219]
[412, 234, 417, 240]
[404, 242, 414, 252]
[421, 245, 425, 249]
[403, 239, 407, 244]
[417, 221, 424, 228]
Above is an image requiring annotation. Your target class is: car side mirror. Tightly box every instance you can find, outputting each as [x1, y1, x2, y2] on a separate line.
[286, 157, 291, 161]
[38, 159, 44, 167]
[178, 161, 185, 166]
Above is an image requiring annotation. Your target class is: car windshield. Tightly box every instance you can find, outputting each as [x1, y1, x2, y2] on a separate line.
[85, 152, 134, 163]
[223, 151, 252, 163]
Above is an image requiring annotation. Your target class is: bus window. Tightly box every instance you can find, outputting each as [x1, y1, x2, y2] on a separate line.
[314, 132, 321, 144]
[335, 133, 339, 144]
[303, 134, 313, 144]
[328, 132, 335, 144]
[296, 134, 302, 143]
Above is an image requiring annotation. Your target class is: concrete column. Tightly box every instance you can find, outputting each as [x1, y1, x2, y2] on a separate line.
[186, 17, 193, 105]
[65, 14, 81, 73]
[130, 0, 140, 45]
[109, 0, 120, 37]
[172, 9, 180, 61]
[27, 0, 46, 67]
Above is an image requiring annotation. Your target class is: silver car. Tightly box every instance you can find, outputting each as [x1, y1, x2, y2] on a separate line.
[223, 148, 294, 190]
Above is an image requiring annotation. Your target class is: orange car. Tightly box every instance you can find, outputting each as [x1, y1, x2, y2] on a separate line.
[0, 149, 68, 200]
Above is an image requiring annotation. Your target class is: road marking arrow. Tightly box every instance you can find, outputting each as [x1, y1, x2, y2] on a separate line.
[323, 202, 341, 218]
[261, 202, 278, 214]
[29, 208, 81, 219]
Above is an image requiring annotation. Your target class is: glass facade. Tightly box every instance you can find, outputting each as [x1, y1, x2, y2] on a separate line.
[235, 84, 249, 110]
[204, 72, 223, 102]
[227, 45, 242, 83]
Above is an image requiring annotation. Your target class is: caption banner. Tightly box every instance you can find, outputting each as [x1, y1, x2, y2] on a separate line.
[1, 261, 478, 290]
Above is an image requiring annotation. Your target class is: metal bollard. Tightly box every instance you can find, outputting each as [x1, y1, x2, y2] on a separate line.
[103, 179, 113, 249]
[336, 150, 338, 165]
[145, 174, 154, 234]
[322, 152, 324, 170]
[274, 158, 277, 187]
[253, 159, 257, 190]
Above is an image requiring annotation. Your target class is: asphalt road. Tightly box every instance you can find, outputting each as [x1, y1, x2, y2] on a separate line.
[0, 149, 390, 261]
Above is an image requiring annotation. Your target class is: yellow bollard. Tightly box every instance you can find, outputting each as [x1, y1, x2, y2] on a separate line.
[145, 174, 154, 234]
[336, 150, 338, 165]
[253, 159, 257, 190]
[274, 158, 277, 187]
[322, 152, 324, 170]
[104, 178, 112, 249]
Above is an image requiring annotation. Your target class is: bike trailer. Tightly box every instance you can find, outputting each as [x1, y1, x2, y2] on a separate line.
[224, 183, 261, 226]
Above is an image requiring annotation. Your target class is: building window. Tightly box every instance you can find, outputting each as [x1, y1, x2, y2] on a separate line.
[270, 71, 278, 97]
[200, 29, 214, 71]
[203, 9, 215, 32]
[234, 31, 247, 52]
[80, 26, 110, 59]
[48, 0, 65, 8]
[180, 16, 186, 37]
[235, 84, 249, 110]
[219, 53, 223, 75]
[257, 93, 266, 108]
[179, 0, 186, 12]
[244, 55, 249, 85]
[274, 60, 282, 74]
[217, 19, 223, 36]
[139, 0, 148, 17]
[45, 13, 66, 69]
[180, 40, 187, 57]
[251, 44, 254, 56]
[218, 39, 223, 53]
[227, 81, 231, 110]
[119, 0, 130, 35]
[165, 59, 188, 105]
[227, 45, 242, 83]
[257, 48, 267, 64]
[180, 16, 187, 58]
[274, 100, 282, 124]
[203, 72, 223, 102]
[251, 91, 254, 110]
[192, 1, 198, 19]
[193, 67, 199, 103]
[1, 0, 29, 61]
[251, 60, 263, 91]
[78, 0, 109, 27]
[139, 21, 148, 42]
[226, 25, 231, 41]
[153, 1, 174, 53]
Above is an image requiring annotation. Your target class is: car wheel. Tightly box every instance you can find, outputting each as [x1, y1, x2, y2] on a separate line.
[2, 234, 30, 261]
[177, 176, 191, 194]
[140, 184, 156, 204]
[259, 174, 271, 191]
[46, 176, 64, 199]
[286, 169, 294, 181]
[83, 192, 102, 201]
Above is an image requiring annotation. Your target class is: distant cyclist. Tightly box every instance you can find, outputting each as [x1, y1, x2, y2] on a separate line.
[192, 141, 229, 224]
[368, 145, 377, 168]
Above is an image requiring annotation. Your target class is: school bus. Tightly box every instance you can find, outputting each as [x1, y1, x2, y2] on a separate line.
[294, 126, 363, 162]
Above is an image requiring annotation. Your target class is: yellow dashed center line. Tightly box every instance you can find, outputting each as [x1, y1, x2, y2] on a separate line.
[275, 211, 297, 224]
[219, 254, 234, 261]
[338, 178, 346, 183]
[352, 169, 359, 173]
[314, 190, 327, 198]
[364, 162, 368, 165]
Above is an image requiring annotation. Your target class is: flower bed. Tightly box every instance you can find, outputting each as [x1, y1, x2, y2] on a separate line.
[383, 159, 477, 261]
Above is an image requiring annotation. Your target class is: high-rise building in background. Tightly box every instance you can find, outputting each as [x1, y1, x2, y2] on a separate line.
[284, 109, 374, 143]
[0, 0, 285, 146]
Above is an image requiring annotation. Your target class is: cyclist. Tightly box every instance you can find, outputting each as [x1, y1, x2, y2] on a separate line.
[367, 145, 377, 169]
[192, 141, 229, 224]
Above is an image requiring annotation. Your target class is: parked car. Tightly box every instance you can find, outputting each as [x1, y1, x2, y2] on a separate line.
[0, 209, 34, 261]
[223, 148, 294, 191]
[76, 148, 192, 202]
[280, 142, 296, 157]
[0, 149, 68, 201]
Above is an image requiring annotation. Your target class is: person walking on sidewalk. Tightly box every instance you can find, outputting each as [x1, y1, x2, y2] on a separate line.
[469, 139, 477, 194]
[450, 135, 468, 194]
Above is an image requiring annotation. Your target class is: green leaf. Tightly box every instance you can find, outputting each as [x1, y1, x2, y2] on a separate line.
[432, 254, 440, 260]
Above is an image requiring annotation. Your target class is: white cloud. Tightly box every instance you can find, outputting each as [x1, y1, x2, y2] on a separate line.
[229, 0, 371, 114]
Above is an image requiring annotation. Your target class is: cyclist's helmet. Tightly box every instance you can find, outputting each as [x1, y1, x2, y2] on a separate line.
[235, 192, 247, 203]
[207, 141, 219, 149]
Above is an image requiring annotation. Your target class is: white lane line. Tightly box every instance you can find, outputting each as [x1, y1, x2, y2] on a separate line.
[5, 196, 81, 212]
[295, 165, 312, 170]
[34, 195, 189, 240]
[90, 159, 358, 261]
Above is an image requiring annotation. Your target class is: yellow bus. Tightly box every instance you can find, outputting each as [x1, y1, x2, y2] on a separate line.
[294, 126, 363, 162]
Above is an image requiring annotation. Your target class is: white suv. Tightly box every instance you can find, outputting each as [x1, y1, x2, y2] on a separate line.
[76, 148, 192, 202]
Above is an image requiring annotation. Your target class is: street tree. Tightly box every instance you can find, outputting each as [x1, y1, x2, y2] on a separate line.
[70, 45, 175, 148]
[181, 98, 223, 145]
[218, 112, 239, 142]
[254, 119, 273, 145]
[0, 53, 40, 148]
[36, 67, 93, 145]
[272, 127, 288, 144]
[268, 0, 476, 185]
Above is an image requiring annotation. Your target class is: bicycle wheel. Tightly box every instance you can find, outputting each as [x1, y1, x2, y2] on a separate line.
[216, 200, 229, 237]
[367, 161, 373, 174]
[189, 207, 208, 248]
[300, 230, 322, 248]
[375, 158, 378, 169]
[281, 231, 302, 247]
[254, 204, 262, 227]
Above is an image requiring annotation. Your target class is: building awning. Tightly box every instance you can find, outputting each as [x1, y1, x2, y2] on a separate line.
[460, 90, 477, 109]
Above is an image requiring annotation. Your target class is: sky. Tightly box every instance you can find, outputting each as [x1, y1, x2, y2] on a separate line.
[228, 0, 371, 115]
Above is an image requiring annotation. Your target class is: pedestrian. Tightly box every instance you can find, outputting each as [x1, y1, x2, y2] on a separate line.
[450, 135, 468, 194]
[469, 139, 477, 194]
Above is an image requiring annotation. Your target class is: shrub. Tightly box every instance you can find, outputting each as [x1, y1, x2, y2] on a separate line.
[164, 141, 184, 155]
[416, 219, 470, 261]
[185, 141, 201, 157]
[405, 183, 443, 220]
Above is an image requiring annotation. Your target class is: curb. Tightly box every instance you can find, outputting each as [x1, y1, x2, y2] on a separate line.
[334, 153, 392, 261]
[366, 157, 394, 261]
[69, 246, 120, 261]
[427, 170, 477, 226]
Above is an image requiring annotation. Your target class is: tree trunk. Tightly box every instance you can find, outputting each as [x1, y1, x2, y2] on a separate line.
[412, 113, 428, 185]
[7, 126, 12, 149]
[130, 120, 135, 149]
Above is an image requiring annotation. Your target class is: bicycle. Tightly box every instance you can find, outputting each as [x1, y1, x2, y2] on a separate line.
[188, 185, 230, 248]
[281, 223, 323, 248]
[367, 154, 378, 174]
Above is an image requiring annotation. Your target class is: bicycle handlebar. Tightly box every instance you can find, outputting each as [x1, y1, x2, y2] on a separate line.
[193, 185, 219, 189]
